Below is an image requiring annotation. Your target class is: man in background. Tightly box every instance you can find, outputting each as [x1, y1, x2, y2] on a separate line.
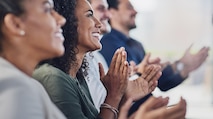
[100, 0, 209, 114]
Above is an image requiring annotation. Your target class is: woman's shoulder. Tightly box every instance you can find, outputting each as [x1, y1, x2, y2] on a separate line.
[33, 63, 75, 85]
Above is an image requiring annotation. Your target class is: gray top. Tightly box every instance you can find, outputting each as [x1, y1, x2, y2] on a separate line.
[0, 57, 66, 119]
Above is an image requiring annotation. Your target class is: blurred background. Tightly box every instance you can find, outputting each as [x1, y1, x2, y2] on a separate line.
[130, 0, 213, 118]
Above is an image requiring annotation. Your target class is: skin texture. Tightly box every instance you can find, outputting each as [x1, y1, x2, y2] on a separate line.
[109, 0, 137, 37]
[1, 0, 66, 76]
[76, 0, 102, 53]
[174, 44, 210, 78]
[91, 0, 111, 33]
[118, 96, 187, 119]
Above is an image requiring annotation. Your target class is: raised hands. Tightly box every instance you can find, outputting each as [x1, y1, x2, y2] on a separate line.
[118, 96, 169, 119]
[125, 77, 150, 101]
[134, 53, 162, 85]
[99, 47, 129, 107]
[125, 54, 162, 101]
[118, 96, 187, 119]
[125, 74, 158, 102]
[165, 97, 187, 119]
[177, 45, 209, 77]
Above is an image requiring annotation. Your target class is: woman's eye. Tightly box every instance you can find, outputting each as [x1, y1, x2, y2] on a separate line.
[87, 13, 93, 17]
[44, 7, 52, 13]
[44, 3, 53, 13]
[86, 10, 94, 17]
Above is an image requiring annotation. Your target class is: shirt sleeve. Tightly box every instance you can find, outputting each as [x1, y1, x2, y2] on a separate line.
[158, 65, 185, 91]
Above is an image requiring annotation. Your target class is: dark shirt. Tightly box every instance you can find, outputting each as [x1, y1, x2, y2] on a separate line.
[100, 28, 185, 91]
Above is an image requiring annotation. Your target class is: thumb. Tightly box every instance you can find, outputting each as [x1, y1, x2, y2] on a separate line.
[118, 99, 133, 119]
[98, 62, 105, 80]
[141, 53, 151, 65]
[137, 53, 151, 73]
[185, 43, 193, 54]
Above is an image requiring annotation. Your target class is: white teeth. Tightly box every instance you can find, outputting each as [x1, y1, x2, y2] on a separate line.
[92, 33, 100, 37]
[55, 32, 64, 41]
[59, 29, 63, 33]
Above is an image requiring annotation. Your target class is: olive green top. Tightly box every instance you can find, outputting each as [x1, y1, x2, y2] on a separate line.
[33, 64, 100, 119]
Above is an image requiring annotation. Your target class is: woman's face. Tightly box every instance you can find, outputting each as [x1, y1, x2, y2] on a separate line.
[21, 0, 66, 59]
[76, 0, 102, 53]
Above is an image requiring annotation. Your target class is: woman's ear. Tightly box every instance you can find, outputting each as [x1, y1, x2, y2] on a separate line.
[4, 14, 25, 36]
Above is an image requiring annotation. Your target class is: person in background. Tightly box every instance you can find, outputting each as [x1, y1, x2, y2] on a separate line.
[33, 0, 186, 119]
[0, 0, 66, 119]
[85, 0, 162, 111]
[100, 0, 209, 114]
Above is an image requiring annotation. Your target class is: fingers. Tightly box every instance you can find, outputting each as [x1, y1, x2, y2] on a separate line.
[139, 96, 167, 111]
[197, 47, 209, 61]
[104, 47, 128, 98]
[108, 47, 127, 74]
[141, 65, 153, 79]
[115, 47, 125, 74]
[137, 53, 150, 73]
[148, 80, 158, 92]
[186, 44, 193, 52]
[142, 53, 151, 66]
[129, 61, 137, 76]
[120, 48, 128, 75]
[148, 106, 167, 119]
[166, 97, 187, 119]
[108, 48, 120, 73]
[137, 64, 161, 94]
[144, 65, 161, 82]
[149, 57, 161, 64]
[152, 97, 169, 109]
[123, 61, 129, 79]
[134, 96, 170, 119]
[98, 63, 105, 80]
[141, 64, 161, 93]
[118, 99, 133, 119]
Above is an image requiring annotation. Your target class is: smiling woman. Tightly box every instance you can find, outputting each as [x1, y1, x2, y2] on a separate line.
[76, 1, 102, 52]
[32, 0, 129, 119]
[0, 0, 66, 119]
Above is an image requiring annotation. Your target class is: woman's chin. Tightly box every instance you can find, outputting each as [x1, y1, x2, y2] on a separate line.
[51, 48, 65, 58]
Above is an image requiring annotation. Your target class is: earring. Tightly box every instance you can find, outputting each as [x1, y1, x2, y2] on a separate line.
[20, 30, 25, 36]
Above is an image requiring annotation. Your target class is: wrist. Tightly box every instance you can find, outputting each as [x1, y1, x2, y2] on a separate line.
[104, 95, 122, 108]
[175, 61, 189, 78]
[100, 103, 119, 119]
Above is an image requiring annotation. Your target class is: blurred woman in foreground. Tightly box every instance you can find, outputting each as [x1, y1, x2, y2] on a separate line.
[0, 0, 66, 118]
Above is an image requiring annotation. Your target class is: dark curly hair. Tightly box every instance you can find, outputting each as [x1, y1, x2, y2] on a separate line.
[44, 0, 78, 74]
[107, 0, 120, 9]
[43, 0, 90, 76]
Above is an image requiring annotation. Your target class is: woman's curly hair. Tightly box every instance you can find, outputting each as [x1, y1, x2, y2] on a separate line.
[44, 0, 89, 76]
[46, 0, 79, 74]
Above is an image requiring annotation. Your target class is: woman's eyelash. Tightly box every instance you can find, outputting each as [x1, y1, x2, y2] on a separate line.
[87, 10, 94, 17]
